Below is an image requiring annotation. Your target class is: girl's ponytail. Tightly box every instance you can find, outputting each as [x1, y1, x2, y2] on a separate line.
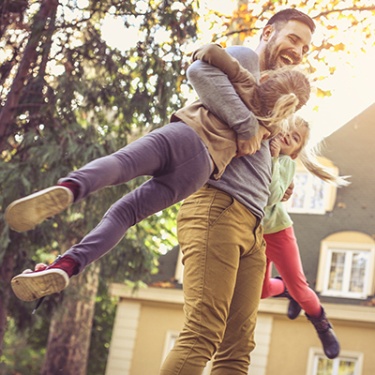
[262, 92, 300, 135]
[299, 147, 350, 187]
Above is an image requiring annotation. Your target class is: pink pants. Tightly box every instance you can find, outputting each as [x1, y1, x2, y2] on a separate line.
[261, 226, 321, 317]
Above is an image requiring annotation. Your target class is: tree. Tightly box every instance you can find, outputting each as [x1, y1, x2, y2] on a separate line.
[40, 265, 99, 375]
[0, 0, 199, 373]
[0, 0, 60, 357]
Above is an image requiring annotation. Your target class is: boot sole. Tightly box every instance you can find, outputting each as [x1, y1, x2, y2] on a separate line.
[11, 269, 70, 301]
[5, 186, 73, 232]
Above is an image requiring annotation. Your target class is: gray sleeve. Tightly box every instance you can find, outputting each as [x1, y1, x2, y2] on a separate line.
[186, 46, 261, 139]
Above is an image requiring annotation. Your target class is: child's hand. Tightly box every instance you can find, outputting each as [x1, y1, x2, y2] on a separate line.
[236, 126, 270, 157]
[269, 138, 281, 158]
[35, 263, 48, 271]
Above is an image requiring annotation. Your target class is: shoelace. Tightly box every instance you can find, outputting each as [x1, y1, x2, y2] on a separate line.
[32, 296, 45, 314]
[314, 319, 331, 333]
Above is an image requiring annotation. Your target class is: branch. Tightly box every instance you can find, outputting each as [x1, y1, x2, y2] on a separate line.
[313, 6, 375, 19]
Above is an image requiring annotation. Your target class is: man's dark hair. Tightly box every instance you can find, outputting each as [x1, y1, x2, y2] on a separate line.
[266, 8, 316, 33]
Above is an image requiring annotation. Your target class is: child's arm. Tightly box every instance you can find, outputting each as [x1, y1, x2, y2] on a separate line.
[236, 126, 270, 157]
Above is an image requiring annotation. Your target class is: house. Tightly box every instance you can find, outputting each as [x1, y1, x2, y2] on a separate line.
[104, 103, 375, 375]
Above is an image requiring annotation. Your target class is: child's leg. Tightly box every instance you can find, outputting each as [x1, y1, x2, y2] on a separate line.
[264, 227, 321, 317]
[65, 156, 213, 273]
[260, 257, 282, 298]
[6, 122, 212, 232]
[62, 121, 210, 201]
[11, 122, 213, 300]
[264, 227, 340, 359]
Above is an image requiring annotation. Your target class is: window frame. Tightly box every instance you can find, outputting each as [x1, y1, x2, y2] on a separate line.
[317, 241, 375, 299]
[286, 169, 331, 214]
[306, 347, 363, 375]
[285, 157, 339, 214]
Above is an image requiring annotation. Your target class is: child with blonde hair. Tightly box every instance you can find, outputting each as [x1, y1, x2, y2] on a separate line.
[261, 115, 349, 359]
[6, 44, 310, 303]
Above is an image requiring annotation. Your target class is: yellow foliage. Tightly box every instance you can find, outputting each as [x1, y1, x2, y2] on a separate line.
[316, 87, 332, 98]
[333, 43, 345, 52]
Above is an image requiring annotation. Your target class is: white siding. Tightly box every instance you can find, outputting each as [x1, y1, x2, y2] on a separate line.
[249, 315, 273, 375]
[105, 301, 141, 375]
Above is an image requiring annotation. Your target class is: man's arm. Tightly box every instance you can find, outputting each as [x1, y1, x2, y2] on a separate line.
[192, 44, 257, 85]
[187, 45, 260, 141]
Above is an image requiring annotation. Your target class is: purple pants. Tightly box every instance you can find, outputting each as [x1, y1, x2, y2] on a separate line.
[60, 121, 213, 273]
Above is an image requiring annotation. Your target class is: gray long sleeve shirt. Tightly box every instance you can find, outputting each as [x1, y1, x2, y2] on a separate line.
[187, 46, 272, 219]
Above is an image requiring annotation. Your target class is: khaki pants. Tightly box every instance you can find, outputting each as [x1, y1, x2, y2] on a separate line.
[160, 185, 266, 375]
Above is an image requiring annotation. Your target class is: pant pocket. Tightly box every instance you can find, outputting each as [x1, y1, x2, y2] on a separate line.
[207, 189, 234, 226]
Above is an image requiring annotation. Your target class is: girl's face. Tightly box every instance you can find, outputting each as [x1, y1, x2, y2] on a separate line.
[278, 124, 309, 159]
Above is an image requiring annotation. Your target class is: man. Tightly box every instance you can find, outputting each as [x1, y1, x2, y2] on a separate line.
[159, 9, 319, 375]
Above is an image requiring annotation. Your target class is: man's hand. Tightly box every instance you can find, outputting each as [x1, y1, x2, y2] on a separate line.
[281, 181, 294, 202]
[236, 126, 270, 157]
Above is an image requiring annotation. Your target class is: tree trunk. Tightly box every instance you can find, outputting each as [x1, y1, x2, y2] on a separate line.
[40, 263, 100, 375]
[0, 0, 58, 150]
[0, 252, 14, 357]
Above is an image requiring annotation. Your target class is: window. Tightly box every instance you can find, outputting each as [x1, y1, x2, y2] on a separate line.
[286, 170, 328, 213]
[306, 348, 363, 375]
[316, 234, 375, 299]
[285, 157, 339, 214]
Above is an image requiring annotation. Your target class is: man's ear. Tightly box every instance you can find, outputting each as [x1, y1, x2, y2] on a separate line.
[262, 25, 274, 41]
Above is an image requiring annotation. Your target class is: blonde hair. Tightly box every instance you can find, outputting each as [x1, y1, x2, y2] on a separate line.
[291, 116, 350, 187]
[250, 68, 311, 136]
[299, 147, 350, 187]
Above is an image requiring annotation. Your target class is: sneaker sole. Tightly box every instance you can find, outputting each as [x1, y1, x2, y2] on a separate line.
[11, 269, 70, 301]
[5, 186, 73, 232]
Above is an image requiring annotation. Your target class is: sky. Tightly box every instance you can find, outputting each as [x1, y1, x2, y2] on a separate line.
[101, 0, 375, 145]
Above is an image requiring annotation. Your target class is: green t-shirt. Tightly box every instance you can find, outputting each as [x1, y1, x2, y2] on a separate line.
[262, 154, 296, 234]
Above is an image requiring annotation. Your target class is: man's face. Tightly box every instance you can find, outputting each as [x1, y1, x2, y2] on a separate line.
[262, 20, 312, 70]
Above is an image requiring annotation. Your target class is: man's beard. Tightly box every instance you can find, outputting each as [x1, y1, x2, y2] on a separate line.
[263, 39, 280, 70]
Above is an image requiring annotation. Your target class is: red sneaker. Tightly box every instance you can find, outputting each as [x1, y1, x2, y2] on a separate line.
[11, 256, 79, 302]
